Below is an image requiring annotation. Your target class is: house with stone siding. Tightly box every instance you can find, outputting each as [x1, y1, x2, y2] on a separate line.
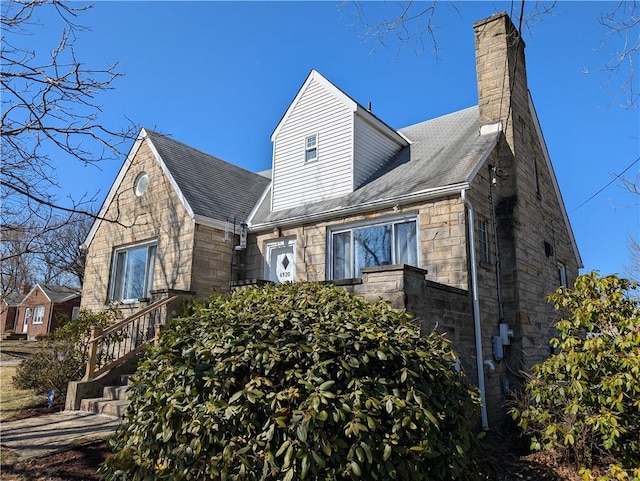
[79, 12, 581, 427]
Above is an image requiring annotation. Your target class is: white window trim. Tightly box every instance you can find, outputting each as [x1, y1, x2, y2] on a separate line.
[32, 305, 45, 324]
[265, 238, 297, 283]
[558, 263, 567, 287]
[134, 171, 149, 197]
[109, 240, 158, 303]
[327, 214, 420, 280]
[304, 133, 318, 163]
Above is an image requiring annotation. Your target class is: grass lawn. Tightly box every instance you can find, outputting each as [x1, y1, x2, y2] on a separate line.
[0, 365, 43, 421]
[0, 339, 48, 360]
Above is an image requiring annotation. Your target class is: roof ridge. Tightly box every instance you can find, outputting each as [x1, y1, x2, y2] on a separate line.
[144, 129, 265, 178]
[399, 105, 479, 131]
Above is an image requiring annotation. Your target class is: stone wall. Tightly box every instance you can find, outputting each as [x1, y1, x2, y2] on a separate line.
[473, 12, 581, 418]
[191, 224, 238, 299]
[82, 140, 195, 315]
[246, 197, 469, 291]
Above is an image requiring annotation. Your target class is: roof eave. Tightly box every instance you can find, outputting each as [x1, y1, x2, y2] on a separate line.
[528, 92, 583, 268]
[248, 182, 470, 232]
[192, 214, 231, 232]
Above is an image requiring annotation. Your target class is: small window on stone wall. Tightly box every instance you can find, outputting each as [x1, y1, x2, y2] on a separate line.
[534, 159, 541, 199]
[477, 218, 489, 263]
[134, 172, 149, 197]
[558, 263, 567, 287]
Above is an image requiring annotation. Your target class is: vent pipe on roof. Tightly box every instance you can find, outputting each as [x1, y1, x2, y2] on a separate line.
[367, 101, 372, 112]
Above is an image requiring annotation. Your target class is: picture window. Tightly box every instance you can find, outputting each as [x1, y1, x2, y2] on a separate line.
[109, 241, 157, 302]
[329, 216, 418, 279]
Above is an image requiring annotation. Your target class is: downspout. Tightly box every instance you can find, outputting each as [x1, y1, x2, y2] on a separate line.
[47, 304, 54, 334]
[461, 189, 489, 430]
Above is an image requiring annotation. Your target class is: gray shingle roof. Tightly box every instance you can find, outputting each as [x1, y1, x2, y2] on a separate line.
[40, 285, 81, 303]
[249, 106, 498, 228]
[2, 292, 25, 306]
[146, 131, 271, 223]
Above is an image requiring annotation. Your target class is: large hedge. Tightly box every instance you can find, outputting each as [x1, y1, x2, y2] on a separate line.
[511, 273, 640, 480]
[102, 282, 484, 481]
[14, 309, 119, 402]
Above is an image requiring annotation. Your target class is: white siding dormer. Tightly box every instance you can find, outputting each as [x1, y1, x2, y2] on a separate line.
[353, 114, 406, 188]
[270, 70, 409, 212]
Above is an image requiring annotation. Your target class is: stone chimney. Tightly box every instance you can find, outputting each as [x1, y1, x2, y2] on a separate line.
[474, 12, 530, 151]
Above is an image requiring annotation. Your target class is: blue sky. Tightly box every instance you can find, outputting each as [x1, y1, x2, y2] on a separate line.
[26, 1, 639, 277]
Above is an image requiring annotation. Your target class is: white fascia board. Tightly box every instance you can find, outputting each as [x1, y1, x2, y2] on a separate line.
[145, 135, 196, 221]
[246, 182, 273, 227]
[528, 92, 583, 268]
[354, 108, 410, 147]
[24, 284, 51, 304]
[466, 132, 501, 183]
[271, 70, 357, 142]
[83, 129, 148, 247]
[55, 292, 81, 304]
[192, 214, 230, 232]
[269, 141, 276, 212]
[84, 129, 200, 248]
[248, 182, 469, 231]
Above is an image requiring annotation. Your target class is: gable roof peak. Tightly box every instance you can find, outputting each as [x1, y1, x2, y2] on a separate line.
[271, 70, 408, 147]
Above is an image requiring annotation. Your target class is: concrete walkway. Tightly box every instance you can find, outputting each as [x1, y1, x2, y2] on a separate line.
[0, 411, 121, 460]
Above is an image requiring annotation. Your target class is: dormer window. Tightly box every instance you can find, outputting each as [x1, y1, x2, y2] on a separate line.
[304, 134, 318, 162]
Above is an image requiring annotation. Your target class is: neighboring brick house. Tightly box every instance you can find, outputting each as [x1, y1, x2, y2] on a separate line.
[15, 284, 81, 340]
[80, 12, 581, 427]
[0, 291, 25, 336]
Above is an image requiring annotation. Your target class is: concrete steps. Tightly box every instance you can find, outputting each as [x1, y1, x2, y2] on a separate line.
[79, 375, 132, 418]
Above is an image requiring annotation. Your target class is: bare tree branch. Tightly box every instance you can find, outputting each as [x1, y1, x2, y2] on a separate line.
[1, 0, 137, 296]
[346, 0, 442, 57]
[594, 1, 640, 108]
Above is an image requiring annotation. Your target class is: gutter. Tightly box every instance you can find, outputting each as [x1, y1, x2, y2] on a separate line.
[249, 182, 470, 232]
[461, 189, 489, 430]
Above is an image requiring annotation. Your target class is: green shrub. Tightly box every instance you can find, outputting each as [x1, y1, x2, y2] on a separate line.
[511, 272, 640, 479]
[13, 309, 119, 401]
[102, 282, 483, 481]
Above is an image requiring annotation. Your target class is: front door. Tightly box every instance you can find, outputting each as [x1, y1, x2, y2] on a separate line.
[23, 308, 30, 333]
[265, 239, 296, 283]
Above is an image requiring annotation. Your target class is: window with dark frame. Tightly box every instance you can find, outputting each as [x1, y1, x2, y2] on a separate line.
[477, 218, 489, 263]
[330, 218, 418, 279]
